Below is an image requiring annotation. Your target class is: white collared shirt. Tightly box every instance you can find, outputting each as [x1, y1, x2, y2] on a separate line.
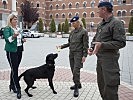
[8, 27, 22, 46]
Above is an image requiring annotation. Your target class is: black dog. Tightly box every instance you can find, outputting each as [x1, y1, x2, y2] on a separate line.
[19, 53, 58, 97]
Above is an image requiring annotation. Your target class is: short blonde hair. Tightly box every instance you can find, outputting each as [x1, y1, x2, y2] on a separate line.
[7, 13, 17, 27]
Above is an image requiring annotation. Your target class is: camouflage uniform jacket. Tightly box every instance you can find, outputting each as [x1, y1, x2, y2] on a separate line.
[91, 16, 126, 55]
[61, 27, 89, 57]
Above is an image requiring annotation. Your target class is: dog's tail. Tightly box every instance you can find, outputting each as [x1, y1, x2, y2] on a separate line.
[18, 72, 25, 81]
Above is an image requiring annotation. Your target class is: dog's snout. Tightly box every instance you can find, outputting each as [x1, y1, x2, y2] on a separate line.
[54, 53, 58, 58]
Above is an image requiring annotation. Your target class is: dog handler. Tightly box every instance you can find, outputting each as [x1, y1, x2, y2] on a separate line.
[57, 16, 89, 97]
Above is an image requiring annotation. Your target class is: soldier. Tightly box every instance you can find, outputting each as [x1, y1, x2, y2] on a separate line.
[88, 1, 126, 100]
[57, 16, 88, 97]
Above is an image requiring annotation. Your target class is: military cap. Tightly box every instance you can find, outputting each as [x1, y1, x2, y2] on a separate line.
[98, 2, 113, 8]
[70, 16, 79, 23]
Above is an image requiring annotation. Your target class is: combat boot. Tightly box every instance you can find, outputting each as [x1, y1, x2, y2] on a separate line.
[73, 84, 79, 97]
[70, 84, 82, 90]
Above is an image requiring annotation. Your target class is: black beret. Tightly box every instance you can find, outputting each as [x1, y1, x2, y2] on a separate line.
[70, 16, 79, 23]
[98, 2, 113, 8]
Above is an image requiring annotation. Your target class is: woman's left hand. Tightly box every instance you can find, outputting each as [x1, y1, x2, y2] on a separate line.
[82, 57, 86, 63]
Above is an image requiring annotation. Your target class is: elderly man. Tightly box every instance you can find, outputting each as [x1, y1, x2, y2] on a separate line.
[88, 1, 126, 100]
[58, 16, 88, 97]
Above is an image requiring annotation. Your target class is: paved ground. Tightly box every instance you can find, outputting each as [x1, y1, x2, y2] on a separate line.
[0, 67, 133, 100]
[0, 36, 133, 100]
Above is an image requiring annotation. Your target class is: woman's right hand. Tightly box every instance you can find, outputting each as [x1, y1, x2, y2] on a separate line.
[88, 48, 93, 56]
[13, 33, 19, 38]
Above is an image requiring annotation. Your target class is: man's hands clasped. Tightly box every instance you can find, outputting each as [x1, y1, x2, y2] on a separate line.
[88, 42, 102, 56]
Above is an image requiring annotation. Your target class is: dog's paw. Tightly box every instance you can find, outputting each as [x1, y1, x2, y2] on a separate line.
[53, 91, 57, 94]
[28, 94, 33, 97]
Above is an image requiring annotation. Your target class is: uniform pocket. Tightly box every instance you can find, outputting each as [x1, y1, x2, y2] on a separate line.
[104, 69, 120, 86]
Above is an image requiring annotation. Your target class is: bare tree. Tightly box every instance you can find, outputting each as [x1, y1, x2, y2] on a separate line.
[20, 0, 39, 28]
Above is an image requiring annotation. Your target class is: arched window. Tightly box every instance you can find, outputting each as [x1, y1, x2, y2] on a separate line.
[123, 0, 126, 4]
[122, 11, 126, 16]
[62, 4, 65, 9]
[117, 0, 122, 5]
[76, 2, 79, 8]
[68, 13, 72, 18]
[83, 13, 87, 18]
[50, 5, 53, 10]
[90, 1, 95, 8]
[69, 3, 72, 9]
[56, 14, 59, 18]
[16, 2, 18, 7]
[31, 2, 34, 7]
[75, 13, 79, 16]
[91, 12, 94, 17]
[83, 1, 87, 8]
[2, 0, 7, 9]
[117, 11, 121, 16]
[20, 3, 24, 8]
[109, 0, 114, 5]
[132, 0, 133, 4]
[131, 10, 133, 16]
[37, 3, 39, 7]
[50, 14, 53, 19]
[56, 4, 59, 10]
[62, 14, 65, 18]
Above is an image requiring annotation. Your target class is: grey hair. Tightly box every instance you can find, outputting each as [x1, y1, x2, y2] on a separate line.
[77, 18, 83, 27]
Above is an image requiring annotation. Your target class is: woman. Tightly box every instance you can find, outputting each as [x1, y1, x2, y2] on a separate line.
[57, 16, 88, 97]
[3, 13, 26, 99]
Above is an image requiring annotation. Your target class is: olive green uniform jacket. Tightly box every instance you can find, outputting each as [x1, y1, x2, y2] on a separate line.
[61, 27, 88, 85]
[61, 27, 89, 57]
[91, 16, 126, 100]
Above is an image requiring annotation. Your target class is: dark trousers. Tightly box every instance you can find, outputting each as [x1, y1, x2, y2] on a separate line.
[96, 55, 120, 100]
[6, 50, 22, 91]
[69, 51, 83, 85]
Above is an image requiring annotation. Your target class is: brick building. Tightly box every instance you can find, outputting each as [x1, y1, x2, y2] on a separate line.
[0, 0, 133, 32]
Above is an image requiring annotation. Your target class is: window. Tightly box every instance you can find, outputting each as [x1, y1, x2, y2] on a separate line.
[50, 14, 53, 19]
[83, 13, 87, 18]
[3, 1, 7, 9]
[0, 14, 2, 20]
[131, 10, 133, 16]
[123, 0, 126, 4]
[76, 2, 79, 8]
[62, 14, 65, 18]
[109, 0, 114, 5]
[118, 0, 122, 5]
[117, 11, 121, 16]
[90, 1, 95, 8]
[50, 5, 53, 10]
[62, 4, 65, 9]
[37, 3, 39, 7]
[131, 0, 133, 4]
[69, 3, 72, 9]
[122, 11, 126, 16]
[91, 12, 94, 17]
[69, 13, 72, 18]
[75, 13, 79, 16]
[56, 4, 59, 10]
[83, 1, 87, 8]
[56, 14, 59, 18]
[31, 3, 34, 7]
